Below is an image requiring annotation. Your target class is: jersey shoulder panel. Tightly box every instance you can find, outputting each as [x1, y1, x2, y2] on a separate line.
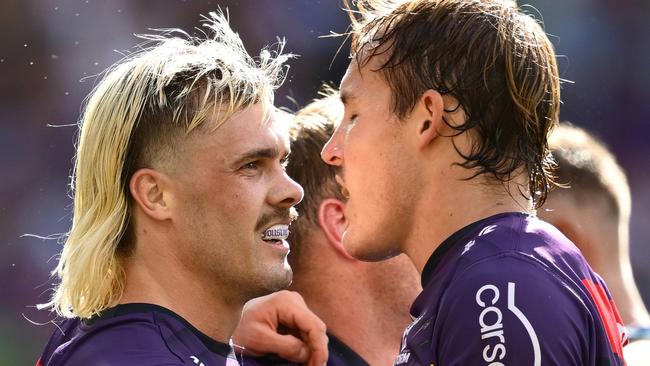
[434, 253, 592, 366]
[42, 313, 185, 366]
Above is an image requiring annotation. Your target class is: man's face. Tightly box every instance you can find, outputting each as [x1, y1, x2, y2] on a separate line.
[169, 103, 303, 299]
[321, 61, 418, 261]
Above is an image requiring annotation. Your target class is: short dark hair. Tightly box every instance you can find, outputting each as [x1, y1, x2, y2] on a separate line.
[548, 122, 630, 220]
[344, 0, 561, 208]
[286, 88, 345, 266]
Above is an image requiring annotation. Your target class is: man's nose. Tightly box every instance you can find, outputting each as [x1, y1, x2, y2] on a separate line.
[321, 131, 343, 166]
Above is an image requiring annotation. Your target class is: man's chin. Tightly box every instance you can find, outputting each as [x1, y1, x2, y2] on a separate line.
[264, 267, 293, 293]
[343, 234, 400, 262]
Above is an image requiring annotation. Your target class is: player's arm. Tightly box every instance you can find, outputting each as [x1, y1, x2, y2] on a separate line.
[434, 254, 589, 365]
[232, 290, 328, 366]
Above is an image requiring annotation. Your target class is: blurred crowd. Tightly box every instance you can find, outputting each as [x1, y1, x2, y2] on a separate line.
[0, 0, 648, 364]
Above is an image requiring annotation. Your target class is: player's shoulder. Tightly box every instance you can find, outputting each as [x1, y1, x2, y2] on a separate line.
[457, 212, 581, 267]
[443, 242, 595, 327]
[39, 306, 186, 366]
[433, 246, 597, 365]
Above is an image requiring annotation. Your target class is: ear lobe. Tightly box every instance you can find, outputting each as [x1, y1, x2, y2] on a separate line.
[416, 89, 444, 150]
[129, 168, 173, 221]
[318, 198, 356, 261]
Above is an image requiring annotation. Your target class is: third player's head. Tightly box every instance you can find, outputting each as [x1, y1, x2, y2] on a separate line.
[541, 123, 631, 280]
[322, 0, 560, 260]
[284, 89, 347, 269]
[46, 12, 302, 319]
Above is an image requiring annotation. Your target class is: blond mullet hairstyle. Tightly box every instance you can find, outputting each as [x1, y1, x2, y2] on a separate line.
[40, 11, 291, 319]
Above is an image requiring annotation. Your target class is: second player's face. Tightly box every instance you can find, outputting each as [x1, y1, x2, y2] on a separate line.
[321, 60, 417, 261]
[169, 104, 303, 300]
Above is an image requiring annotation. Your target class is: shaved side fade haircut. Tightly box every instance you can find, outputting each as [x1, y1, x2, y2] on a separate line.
[41, 11, 291, 319]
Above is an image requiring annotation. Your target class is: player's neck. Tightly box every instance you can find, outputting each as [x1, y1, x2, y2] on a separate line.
[291, 246, 419, 366]
[600, 260, 650, 327]
[404, 173, 532, 274]
[584, 225, 650, 327]
[119, 235, 242, 343]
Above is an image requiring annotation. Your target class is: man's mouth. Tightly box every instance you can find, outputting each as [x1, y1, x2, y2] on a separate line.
[261, 224, 290, 244]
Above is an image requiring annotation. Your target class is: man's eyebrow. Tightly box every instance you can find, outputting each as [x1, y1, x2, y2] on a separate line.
[340, 90, 355, 105]
[232, 147, 287, 166]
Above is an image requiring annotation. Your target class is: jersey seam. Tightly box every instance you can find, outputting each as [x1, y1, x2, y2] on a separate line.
[152, 311, 187, 363]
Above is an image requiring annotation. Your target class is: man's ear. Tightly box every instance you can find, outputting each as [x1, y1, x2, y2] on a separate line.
[549, 217, 584, 250]
[413, 89, 445, 151]
[318, 198, 356, 261]
[129, 168, 173, 221]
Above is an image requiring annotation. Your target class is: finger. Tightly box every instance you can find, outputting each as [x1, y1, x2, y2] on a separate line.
[273, 294, 328, 366]
[263, 333, 310, 363]
[232, 319, 310, 362]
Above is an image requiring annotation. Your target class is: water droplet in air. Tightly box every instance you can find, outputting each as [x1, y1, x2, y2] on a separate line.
[43, 76, 48, 79]
[117, 9, 122, 13]
[65, 91, 70, 95]
[24, 44, 28, 48]
[74, 41, 79, 45]
[75, 13, 80, 17]
[93, 61, 99, 66]
[54, 7, 59, 11]
[29, 61, 34, 65]
[51, 54, 59, 60]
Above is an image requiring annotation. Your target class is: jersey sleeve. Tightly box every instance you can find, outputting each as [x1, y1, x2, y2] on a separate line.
[432, 253, 592, 366]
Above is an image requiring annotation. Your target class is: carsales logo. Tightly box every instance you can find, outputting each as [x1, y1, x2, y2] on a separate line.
[475, 283, 541, 366]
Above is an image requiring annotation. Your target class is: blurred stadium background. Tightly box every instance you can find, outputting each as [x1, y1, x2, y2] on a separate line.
[1, 0, 649, 364]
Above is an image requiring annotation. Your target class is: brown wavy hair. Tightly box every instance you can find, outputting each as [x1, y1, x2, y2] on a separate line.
[344, 0, 561, 208]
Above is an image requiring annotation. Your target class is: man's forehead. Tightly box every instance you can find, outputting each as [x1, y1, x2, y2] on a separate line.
[198, 104, 290, 151]
[340, 57, 386, 101]
[340, 64, 362, 105]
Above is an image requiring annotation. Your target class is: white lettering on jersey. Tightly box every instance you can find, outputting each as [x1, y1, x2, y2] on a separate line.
[394, 351, 411, 365]
[462, 225, 498, 255]
[462, 240, 476, 255]
[475, 282, 540, 366]
[190, 356, 205, 366]
[476, 284, 506, 365]
[394, 315, 423, 365]
[479, 224, 497, 237]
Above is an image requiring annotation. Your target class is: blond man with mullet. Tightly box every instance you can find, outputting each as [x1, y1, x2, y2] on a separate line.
[37, 12, 327, 366]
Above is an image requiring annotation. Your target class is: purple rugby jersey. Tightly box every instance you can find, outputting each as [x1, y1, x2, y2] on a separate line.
[394, 212, 627, 366]
[37, 303, 241, 366]
[241, 333, 369, 366]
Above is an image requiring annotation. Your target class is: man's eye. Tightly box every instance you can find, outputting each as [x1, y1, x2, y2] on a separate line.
[346, 114, 358, 130]
[242, 161, 258, 170]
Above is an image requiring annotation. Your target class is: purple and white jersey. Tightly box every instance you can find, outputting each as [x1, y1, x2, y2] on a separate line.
[241, 333, 369, 366]
[394, 212, 627, 366]
[37, 303, 241, 366]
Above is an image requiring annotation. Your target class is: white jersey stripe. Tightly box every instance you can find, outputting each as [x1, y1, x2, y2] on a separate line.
[507, 282, 541, 366]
